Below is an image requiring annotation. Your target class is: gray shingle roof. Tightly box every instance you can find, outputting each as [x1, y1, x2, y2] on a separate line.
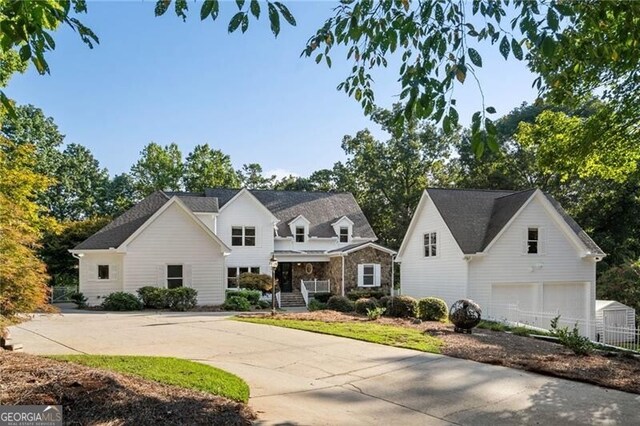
[205, 188, 377, 239]
[75, 188, 376, 250]
[426, 188, 604, 255]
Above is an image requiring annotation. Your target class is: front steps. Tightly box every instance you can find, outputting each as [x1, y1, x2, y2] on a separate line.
[279, 292, 306, 308]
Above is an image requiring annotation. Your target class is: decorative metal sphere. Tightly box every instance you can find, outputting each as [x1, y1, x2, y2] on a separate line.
[449, 299, 482, 333]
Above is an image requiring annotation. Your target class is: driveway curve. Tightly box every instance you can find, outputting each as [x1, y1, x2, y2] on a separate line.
[9, 310, 640, 425]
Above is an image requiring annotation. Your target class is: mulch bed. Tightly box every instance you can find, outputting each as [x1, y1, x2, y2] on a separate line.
[0, 352, 256, 426]
[260, 311, 640, 394]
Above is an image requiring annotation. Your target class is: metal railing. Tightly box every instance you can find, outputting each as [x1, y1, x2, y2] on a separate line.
[300, 279, 330, 306]
[485, 303, 640, 352]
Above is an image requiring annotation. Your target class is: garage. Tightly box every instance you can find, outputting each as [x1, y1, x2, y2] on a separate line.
[542, 281, 588, 320]
[489, 283, 537, 321]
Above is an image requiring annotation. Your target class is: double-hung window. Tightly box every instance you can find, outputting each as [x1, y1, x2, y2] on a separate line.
[295, 226, 305, 243]
[527, 227, 539, 254]
[231, 226, 256, 246]
[167, 265, 183, 289]
[358, 264, 380, 287]
[227, 266, 260, 288]
[424, 232, 437, 257]
[339, 227, 349, 243]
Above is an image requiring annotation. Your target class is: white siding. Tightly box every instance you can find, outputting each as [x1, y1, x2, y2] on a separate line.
[399, 196, 468, 307]
[217, 191, 275, 277]
[469, 194, 596, 322]
[79, 253, 124, 306]
[123, 202, 225, 305]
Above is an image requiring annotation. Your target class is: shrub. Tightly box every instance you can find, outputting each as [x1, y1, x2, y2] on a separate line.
[166, 287, 198, 311]
[308, 299, 327, 311]
[102, 292, 143, 311]
[477, 320, 507, 332]
[346, 289, 387, 301]
[366, 307, 386, 320]
[326, 295, 354, 312]
[137, 286, 169, 309]
[238, 273, 273, 293]
[257, 300, 271, 309]
[354, 297, 379, 315]
[226, 289, 261, 305]
[550, 316, 593, 355]
[386, 296, 418, 318]
[312, 292, 333, 303]
[378, 295, 391, 309]
[69, 292, 88, 309]
[417, 297, 448, 321]
[223, 295, 252, 312]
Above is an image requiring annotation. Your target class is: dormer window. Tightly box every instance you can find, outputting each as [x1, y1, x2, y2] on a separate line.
[339, 227, 349, 243]
[527, 227, 539, 254]
[295, 226, 305, 243]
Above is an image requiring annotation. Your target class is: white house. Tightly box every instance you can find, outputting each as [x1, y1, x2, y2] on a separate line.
[396, 188, 605, 334]
[71, 188, 395, 307]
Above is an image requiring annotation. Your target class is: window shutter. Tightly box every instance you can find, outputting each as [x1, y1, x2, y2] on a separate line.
[111, 264, 119, 281]
[539, 227, 547, 254]
[374, 264, 381, 286]
[184, 264, 193, 287]
[156, 265, 166, 287]
[522, 228, 528, 254]
[357, 264, 364, 287]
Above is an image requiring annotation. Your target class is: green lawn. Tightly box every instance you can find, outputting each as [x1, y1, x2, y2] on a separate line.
[235, 317, 443, 354]
[49, 355, 249, 403]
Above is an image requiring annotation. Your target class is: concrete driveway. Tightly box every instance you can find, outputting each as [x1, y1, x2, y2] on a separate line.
[9, 310, 640, 425]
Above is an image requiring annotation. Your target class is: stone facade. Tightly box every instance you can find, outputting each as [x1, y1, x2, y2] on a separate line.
[291, 261, 329, 291]
[323, 246, 394, 296]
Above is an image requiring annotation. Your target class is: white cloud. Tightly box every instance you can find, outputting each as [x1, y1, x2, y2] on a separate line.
[264, 168, 299, 180]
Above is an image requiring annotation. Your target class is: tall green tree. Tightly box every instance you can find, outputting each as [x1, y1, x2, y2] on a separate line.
[336, 105, 458, 248]
[183, 144, 240, 192]
[130, 142, 184, 197]
[238, 163, 275, 189]
[45, 143, 110, 221]
[104, 173, 137, 216]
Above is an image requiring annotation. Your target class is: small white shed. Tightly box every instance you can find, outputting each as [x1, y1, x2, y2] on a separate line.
[595, 300, 636, 345]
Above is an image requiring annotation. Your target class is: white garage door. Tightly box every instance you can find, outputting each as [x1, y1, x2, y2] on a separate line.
[543, 281, 588, 320]
[490, 283, 537, 319]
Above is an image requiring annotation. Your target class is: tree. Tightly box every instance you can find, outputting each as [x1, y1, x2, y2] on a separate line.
[45, 143, 110, 221]
[40, 216, 112, 286]
[0, 137, 54, 331]
[272, 175, 315, 191]
[183, 144, 240, 192]
[335, 104, 458, 248]
[238, 163, 275, 189]
[104, 173, 137, 216]
[130, 142, 184, 197]
[597, 261, 640, 324]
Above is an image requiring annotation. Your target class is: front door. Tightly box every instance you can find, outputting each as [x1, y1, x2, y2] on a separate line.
[276, 262, 293, 292]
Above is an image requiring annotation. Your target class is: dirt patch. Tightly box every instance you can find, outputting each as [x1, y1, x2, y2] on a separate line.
[0, 352, 256, 425]
[249, 311, 640, 394]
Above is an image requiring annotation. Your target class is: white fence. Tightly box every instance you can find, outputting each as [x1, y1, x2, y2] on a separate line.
[51, 285, 79, 303]
[300, 280, 330, 306]
[485, 304, 639, 352]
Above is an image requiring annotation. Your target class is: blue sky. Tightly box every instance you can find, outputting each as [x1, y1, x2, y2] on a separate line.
[6, 1, 537, 178]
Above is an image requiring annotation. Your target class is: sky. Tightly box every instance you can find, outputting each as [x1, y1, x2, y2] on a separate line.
[6, 1, 538, 178]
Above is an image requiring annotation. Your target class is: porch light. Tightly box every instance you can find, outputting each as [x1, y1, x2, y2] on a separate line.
[270, 254, 278, 316]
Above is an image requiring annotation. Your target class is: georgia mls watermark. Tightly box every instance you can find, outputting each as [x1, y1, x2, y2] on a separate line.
[0, 406, 62, 426]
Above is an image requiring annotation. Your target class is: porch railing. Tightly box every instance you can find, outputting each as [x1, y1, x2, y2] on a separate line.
[300, 280, 330, 306]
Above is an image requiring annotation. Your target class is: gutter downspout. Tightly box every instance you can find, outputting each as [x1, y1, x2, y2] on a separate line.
[341, 254, 345, 297]
[391, 253, 396, 297]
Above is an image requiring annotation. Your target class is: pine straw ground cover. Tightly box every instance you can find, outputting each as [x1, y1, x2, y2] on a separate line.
[0, 352, 256, 425]
[238, 311, 640, 395]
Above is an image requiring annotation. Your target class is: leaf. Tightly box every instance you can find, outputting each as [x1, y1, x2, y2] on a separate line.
[455, 68, 466, 83]
[511, 38, 523, 60]
[443, 115, 451, 134]
[228, 12, 244, 33]
[275, 2, 296, 26]
[326, 55, 332, 68]
[0, 90, 16, 118]
[547, 8, 559, 31]
[250, 0, 260, 19]
[236, 0, 245, 10]
[486, 106, 497, 114]
[499, 36, 510, 60]
[315, 53, 323, 64]
[201, 0, 214, 19]
[211, 0, 220, 19]
[154, 0, 171, 16]
[241, 13, 249, 33]
[471, 130, 485, 157]
[19, 44, 31, 61]
[42, 32, 56, 49]
[468, 48, 482, 67]
[268, 3, 281, 36]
